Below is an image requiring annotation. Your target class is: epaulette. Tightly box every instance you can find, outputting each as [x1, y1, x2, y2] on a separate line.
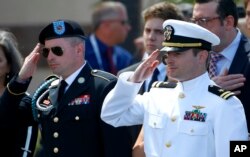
[208, 85, 235, 100]
[32, 76, 59, 121]
[91, 69, 117, 82]
[151, 81, 177, 88]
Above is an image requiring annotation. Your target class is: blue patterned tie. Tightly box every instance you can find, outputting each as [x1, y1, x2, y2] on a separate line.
[209, 52, 224, 78]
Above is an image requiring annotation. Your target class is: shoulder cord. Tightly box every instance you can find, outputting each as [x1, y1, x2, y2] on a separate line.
[31, 77, 58, 121]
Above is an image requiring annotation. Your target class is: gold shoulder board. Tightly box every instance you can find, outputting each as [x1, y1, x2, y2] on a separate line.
[208, 85, 235, 100]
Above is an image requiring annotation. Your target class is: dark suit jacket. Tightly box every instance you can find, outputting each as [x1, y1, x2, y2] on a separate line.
[0, 91, 38, 157]
[117, 62, 168, 144]
[0, 63, 132, 157]
[228, 34, 250, 130]
[0, 115, 38, 157]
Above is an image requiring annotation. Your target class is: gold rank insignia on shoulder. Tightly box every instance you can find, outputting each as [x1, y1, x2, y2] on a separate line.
[208, 85, 235, 100]
[152, 81, 177, 88]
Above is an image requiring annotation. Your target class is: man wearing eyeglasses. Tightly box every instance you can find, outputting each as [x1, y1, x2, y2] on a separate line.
[192, 0, 250, 132]
[0, 19, 132, 157]
[85, 1, 133, 75]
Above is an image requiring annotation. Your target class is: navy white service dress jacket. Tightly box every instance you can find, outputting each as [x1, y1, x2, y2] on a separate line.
[101, 72, 248, 157]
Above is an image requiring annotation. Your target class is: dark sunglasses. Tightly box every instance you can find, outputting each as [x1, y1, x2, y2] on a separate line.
[42, 46, 64, 58]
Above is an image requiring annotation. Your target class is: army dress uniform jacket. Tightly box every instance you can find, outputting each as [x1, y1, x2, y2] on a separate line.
[1, 63, 132, 157]
[101, 72, 248, 157]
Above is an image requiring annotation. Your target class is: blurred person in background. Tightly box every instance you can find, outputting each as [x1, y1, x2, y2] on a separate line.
[192, 0, 250, 131]
[0, 29, 38, 157]
[132, 36, 145, 63]
[85, 1, 133, 75]
[245, 0, 250, 30]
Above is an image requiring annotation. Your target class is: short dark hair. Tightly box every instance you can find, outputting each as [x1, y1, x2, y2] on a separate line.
[195, 0, 238, 26]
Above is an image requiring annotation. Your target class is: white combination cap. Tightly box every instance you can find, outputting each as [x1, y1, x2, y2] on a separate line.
[161, 19, 220, 52]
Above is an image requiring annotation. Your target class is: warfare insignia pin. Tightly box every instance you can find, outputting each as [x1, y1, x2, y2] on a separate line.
[164, 25, 174, 41]
[184, 105, 207, 122]
[78, 77, 85, 84]
[53, 20, 65, 35]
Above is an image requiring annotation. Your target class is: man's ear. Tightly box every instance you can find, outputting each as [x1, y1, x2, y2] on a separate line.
[199, 50, 209, 63]
[76, 42, 84, 54]
[224, 15, 235, 31]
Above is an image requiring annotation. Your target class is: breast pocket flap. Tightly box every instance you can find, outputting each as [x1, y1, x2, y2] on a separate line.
[178, 120, 208, 136]
[148, 114, 165, 129]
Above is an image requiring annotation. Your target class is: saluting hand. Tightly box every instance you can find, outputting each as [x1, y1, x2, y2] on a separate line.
[18, 43, 42, 81]
[129, 49, 160, 83]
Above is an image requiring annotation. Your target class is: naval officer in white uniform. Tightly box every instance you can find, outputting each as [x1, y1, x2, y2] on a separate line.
[101, 19, 248, 157]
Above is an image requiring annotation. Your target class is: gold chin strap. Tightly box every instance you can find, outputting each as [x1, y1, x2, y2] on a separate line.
[162, 42, 202, 47]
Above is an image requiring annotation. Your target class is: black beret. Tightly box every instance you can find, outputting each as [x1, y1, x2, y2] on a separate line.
[39, 19, 86, 44]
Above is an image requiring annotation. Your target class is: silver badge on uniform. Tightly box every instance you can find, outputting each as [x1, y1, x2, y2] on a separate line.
[53, 20, 65, 35]
[164, 25, 174, 41]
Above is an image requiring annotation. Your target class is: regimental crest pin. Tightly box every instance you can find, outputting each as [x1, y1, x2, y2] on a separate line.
[164, 25, 174, 41]
[53, 20, 65, 35]
[184, 105, 207, 122]
[78, 77, 85, 84]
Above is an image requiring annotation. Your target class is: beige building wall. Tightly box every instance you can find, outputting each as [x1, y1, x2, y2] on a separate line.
[0, 0, 100, 92]
[0, 0, 98, 26]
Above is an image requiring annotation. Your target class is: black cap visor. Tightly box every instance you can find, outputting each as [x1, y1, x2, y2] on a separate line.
[160, 47, 191, 53]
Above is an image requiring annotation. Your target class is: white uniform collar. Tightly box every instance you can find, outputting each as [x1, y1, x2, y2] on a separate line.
[177, 72, 213, 92]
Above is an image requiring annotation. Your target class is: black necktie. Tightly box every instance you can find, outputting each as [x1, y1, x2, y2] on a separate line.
[148, 68, 159, 91]
[58, 80, 67, 102]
